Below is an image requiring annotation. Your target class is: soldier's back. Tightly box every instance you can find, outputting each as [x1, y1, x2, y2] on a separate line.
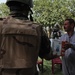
[0, 16, 42, 69]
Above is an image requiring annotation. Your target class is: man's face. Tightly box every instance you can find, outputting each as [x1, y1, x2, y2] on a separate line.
[64, 20, 71, 32]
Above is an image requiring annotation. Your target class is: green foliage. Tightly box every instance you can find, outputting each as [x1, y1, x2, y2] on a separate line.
[0, 0, 75, 28]
[33, 0, 75, 27]
[0, 3, 10, 18]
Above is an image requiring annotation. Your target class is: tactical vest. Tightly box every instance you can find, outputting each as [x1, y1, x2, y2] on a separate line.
[0, 16, 42, 68]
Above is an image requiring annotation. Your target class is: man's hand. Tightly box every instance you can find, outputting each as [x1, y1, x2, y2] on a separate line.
[43, 52, 59, 60]
[62, 41, 72, 50]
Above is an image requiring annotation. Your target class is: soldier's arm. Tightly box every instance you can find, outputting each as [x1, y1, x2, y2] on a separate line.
[39, 30, 58, 60]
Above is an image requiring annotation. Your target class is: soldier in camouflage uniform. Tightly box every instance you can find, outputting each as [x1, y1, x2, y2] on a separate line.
[0, 0, 57, 75]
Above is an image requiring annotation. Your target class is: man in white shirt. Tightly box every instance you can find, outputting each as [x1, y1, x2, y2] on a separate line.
[60, 18, 75, 75]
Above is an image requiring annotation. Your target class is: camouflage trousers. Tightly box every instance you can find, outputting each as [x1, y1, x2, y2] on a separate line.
[0, 68, 36, 75]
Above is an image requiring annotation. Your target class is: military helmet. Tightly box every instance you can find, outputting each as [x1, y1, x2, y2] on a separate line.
[6, 0, 33, 8]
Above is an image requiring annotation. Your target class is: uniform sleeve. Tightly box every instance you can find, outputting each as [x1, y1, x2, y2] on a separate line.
[39, 30, 51, 58]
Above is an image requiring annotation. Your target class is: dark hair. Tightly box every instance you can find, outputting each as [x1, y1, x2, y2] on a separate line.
[65, 18, 75, 26]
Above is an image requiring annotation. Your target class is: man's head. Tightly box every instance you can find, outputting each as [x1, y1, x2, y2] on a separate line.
[6, 0, 33, 13]
[6, 0, 33, 19]
[6, 0, 33, 8]
[64, 19, 75, 32]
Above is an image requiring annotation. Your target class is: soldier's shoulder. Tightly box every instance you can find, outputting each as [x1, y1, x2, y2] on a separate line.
[24, 20, 42, 26]
[2, 16, 42, 29]
[0, 18, 6, 25]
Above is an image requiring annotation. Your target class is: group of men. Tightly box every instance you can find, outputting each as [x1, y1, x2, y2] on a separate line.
[0, 0, 75, 75]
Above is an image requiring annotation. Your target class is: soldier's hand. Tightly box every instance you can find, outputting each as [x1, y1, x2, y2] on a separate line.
[43, 53, 59, 60]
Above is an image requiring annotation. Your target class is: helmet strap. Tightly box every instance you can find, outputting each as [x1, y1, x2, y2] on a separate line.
[29, 9, 33, 21]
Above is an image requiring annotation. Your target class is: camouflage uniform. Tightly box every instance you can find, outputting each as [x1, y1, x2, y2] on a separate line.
[0, 0, 57, 75]
[0, 16, 42, 75]
[0, 0, 56, 75]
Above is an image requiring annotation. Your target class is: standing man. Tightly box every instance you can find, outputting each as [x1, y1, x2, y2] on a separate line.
[51, 24, 62, 39]
[60, 19, 75, 75]
[0, 0, 57, 75]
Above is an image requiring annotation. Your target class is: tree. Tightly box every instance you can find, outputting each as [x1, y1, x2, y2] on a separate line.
[0, 3, 10, 18]
[0, 0, 75, 28]
[33, 0, 75, 27]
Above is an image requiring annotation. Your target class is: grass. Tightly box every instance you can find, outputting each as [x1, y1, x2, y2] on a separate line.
[39, 59, 63, 75]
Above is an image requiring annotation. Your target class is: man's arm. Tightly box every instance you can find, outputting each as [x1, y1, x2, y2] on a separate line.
[39, 30, 58, 60]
